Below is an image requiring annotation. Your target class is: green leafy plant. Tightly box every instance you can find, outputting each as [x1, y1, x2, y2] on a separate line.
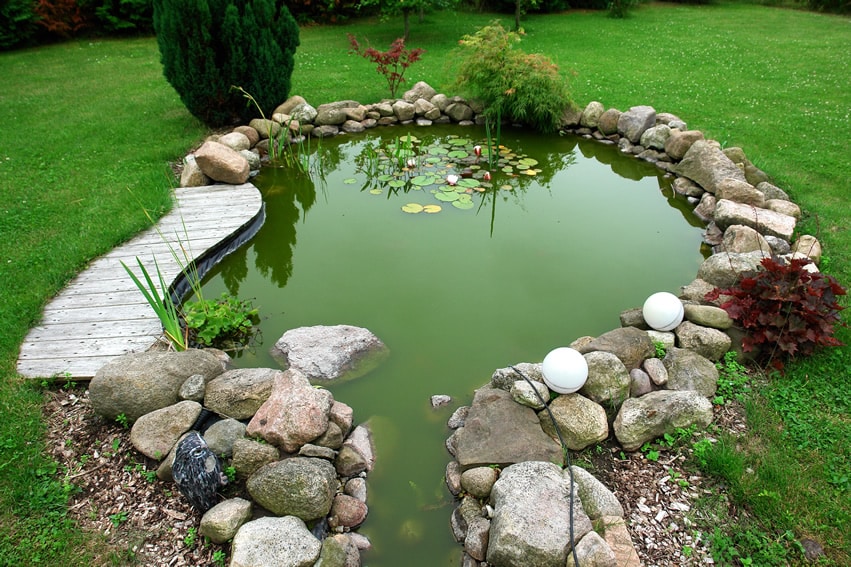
[183, 526, 197, 547]
[212, 549, 227, 567]
[183, 293, 260, 351]
[453, 21, 575, 133]
[115, 413, 129, 429]
[121, 256, 187, 351]
[347, 35, 425, 98]
[653, 340, 667, 358]
[714, 350, 751, 405]
[705, 256, 846, 368]
[109, 511, 128, 527]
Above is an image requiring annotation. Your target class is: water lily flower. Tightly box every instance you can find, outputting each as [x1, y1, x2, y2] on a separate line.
[483, 171, 492, 181]
[446, 174, 459, 186]
[406, 158, 417, 168]
[473, 145, 482, 157]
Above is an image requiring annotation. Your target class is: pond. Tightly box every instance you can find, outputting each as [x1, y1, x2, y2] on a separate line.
[198, 125, 707, 565]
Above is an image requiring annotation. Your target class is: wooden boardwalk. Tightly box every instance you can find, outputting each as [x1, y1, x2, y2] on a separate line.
[16, 183, 264, 380]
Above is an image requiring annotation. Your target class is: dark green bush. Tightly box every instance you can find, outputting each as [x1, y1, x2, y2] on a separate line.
[1, 0, 38, 49]
[153, 0, 299, 127]
[799, 0, 849, 12]
[83, 0, 154, 34]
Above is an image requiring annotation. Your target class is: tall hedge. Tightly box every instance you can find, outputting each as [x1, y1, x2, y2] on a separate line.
[153, 0, 299, 127]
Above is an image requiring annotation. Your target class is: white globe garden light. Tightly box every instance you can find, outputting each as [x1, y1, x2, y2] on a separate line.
[642, 292, 685, 331]
[541, 347, 588, 394]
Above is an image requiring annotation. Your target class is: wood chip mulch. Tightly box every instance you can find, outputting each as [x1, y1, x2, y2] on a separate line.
[42, 385, 748, 566]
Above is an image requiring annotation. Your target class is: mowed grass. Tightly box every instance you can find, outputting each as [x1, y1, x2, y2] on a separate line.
[0, 3, 848, 564]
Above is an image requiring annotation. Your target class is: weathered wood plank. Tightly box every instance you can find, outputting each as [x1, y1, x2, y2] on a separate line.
[17, 183, 263, 380]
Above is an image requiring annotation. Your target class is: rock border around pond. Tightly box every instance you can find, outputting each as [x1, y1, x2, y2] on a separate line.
[164, 83, 824, 566]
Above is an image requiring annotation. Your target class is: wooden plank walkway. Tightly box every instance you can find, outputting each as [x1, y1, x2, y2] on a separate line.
[16, 183, 265, 380]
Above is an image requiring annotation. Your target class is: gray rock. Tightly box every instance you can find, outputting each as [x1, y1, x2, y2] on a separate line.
[246, 368, 333, 453]
[204, 418, 247, 458]
[642, 356, 668, 386]
[313, 125, 339, 138]
[231, 438, 280, 479]
[329, 400, 354, 438]
[230, 516, 321, 567]
[675, 321, 732, 361]
[466, 516, 490, 561]
[791, 234, 822, 264]
[614, 390, 714, 451]
[619, 307, 646, 329]
[714, 199, 796, 240]
[566, 530, 618, 567]
[341, 120, 365, 133]
[274, 96, 308, 116]
[298, 443, 336, 460]
[460, 466, 499, 499]
[129, 400, 201, 459]
[579, 351, 630, 411]
[315, 533, 360, 567]
[403, 81, 437, 102]
[344, 476, 367, 502]
[314, 421, 344, 450]
[509, 379, 550, 409]
[329, 494, 368, 529]
[199, 497, 252, 544]
[715, 178, 765, 208]
[178, 373, 207, 402]
[672, 176, 704, 198]
[179, 154, 210, 187]
[247, 457, 337, 521]
[578, 326, 655, 370]
[629, 368, 653, 397]
[693, 192, 716, 223]
[580, 101, 605, 128]
[488, 461, 592, 566]
[248, 118, 282, 140]
[445, 460, 462, 496]
[89, 350, 226, 422]
[765, 235, 791, 255]
[663, 347, 719, 397]
[217, 131, 251, 152]
[539, 393, 609, 450]
[721, 224, 771, 254]
[391, 99, 416, 121]
[665, 130, 704, 161]
[430, 93, 449, 112]
[756, 181, 790, 201]
[233, 125, 260, 147]
[765, 198, 801, 219]
[316, 101, 358, 125]
[451, 387, 563, 470]
[674, 140, 748, 194]
[679, 278, 716, 303]
[617, 105, 656, 143]
[491, 362, 542, 391]
[339, 423, 375, 474]
[683, 304, 733, 330]
[204, 367, 279, 420]
[289, 102, 317, 124]
[639, 124, 670, 150]
[431, 394, 452, 408]
[445, 102, 474, 122]
[238, 149, 261, 171]
[413, 97, 437, 116]
[570, 466, 624, 521]
[696, 250, 769, 288]
[271, 324, 389, 383]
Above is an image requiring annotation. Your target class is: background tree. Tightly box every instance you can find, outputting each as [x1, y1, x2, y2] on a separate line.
[152, 0, 299, 127]
[357, 0, 457, 40]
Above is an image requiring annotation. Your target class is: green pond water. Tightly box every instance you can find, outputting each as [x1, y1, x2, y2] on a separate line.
[198, 125, 707, 565]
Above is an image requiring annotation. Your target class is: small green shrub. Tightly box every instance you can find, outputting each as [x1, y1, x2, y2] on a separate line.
[152, 0, 299, 127]
[453, 21, 575, 133]
[0, 0, 38, 49]
[183, 292, 260, 351]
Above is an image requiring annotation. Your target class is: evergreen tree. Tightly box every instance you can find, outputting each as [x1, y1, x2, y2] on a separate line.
[153, 0, 299, 127]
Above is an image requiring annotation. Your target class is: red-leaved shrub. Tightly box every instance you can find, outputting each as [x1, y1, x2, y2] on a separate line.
[348, 34, 425, 99]
[705, 256, 846, 366]
[34, 0, 89, 38]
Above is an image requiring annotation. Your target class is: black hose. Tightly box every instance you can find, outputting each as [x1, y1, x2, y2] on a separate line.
[510, 365, 581, 567]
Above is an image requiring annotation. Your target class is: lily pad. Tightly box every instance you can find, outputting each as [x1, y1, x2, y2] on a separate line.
[411, 175, 436, 186]
[388, 179, 406, 188]
[425, 156, 444, 163]
[423, 204, 442, 213]
[370, 188, 383, 194]
[400, 135, 419, 143]
[448, 138, 470, 146]
[402, 203, 424, 213]
[518, 157, 539, 167]
[452, 199, 475, 210]
[447, 150, 469, 159]
[377, 174, 393, 182]
[434, 192, 460, 202]
[524, 170, 537, 176]
[344, 178, 357, 184]
[428, 146, 449, 155]
[457, 178, 481, 189]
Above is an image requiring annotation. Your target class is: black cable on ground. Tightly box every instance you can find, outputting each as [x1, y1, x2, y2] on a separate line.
[510, 365, 581, 567]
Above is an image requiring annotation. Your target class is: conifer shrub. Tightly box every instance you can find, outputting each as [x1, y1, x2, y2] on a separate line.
[0, 0, 38, 49]
[152, 0, 299, 127]
[453, 21, 574, 133]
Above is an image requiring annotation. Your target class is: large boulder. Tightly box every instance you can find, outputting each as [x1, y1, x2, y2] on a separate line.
[89, 350, 227, 422]
[696, 250, 768, 288]
[617, 105, 656, 143]
[570, 466, 624, 520]
[246, 368, 333, 453]
[614, 390, 714, 451]
[247, 457, 337, 521]
[714, 199, 796, 240]
[487, 461, 592, 566]
[721, 224, 771, 254]
[200, 497, 253, 544]
[129, 400, 201, 459]
[194, 141, 250, 184]
[579, 351, 631, 412]
[230, 516, 321, 567]
[451, 387, 563, 470]
[674, 140, 748, 194]
[675, 322, 732, 362]
[577, 326, 655, 370]
[271, 324, 389, 383]
[663, 347, 719, 397]
[665, 130, 704, 161]
[403, 81, 437, 102]
[579, 101, 605, 128]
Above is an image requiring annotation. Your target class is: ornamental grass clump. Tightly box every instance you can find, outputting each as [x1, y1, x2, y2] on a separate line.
[705, 256, 846, 368]
[453, 21, 575, 133]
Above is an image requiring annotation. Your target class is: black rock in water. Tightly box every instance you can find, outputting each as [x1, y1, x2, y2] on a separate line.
[173, 431, 226, 513]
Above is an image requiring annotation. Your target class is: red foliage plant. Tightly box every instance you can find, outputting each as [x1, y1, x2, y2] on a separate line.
[347, 34, 425, 99]
[705, 256, 846, 367]
[34, 0, 89, 38]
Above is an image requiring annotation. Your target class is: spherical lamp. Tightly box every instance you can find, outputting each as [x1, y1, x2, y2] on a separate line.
[541, 347, 588, 394]
[642, 292, 684, 331]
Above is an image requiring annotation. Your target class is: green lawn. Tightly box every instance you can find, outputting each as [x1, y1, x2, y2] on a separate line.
[0, 3, 848, 564]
